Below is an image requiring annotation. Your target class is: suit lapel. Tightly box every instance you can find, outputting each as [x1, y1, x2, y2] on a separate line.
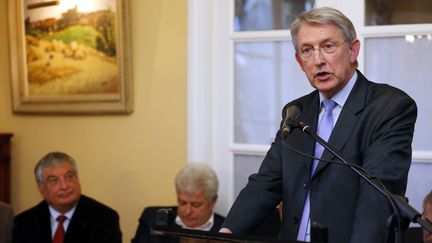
[36, 201, 54, 243]
[300, 92, 320, 175]
[313, 71, 368, 176]
[65, 196, 87, 243]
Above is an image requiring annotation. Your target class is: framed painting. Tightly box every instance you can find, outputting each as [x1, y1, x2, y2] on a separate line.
[8, 0, 133, 114]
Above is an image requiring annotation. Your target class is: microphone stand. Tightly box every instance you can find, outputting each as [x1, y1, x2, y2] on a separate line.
[285, 120, 432, 243]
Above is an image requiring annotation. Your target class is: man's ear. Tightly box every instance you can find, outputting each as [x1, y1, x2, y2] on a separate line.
[295, 52, 305, 72]
[38, 183, 45, 197]
[211, 195, 218, 206]
[349, 39, 360, 64]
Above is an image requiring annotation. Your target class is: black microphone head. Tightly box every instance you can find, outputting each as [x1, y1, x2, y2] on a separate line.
[155, 208, 174, 227]
[281, 101, 303, 137]
[286, 101, 302, 120]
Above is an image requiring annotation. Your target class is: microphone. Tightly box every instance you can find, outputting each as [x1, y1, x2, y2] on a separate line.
[281, 101, 302, 138]
[155, 208, 174, 227]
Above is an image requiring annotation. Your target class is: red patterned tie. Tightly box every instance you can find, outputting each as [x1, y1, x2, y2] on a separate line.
[53, 215, 66, 243]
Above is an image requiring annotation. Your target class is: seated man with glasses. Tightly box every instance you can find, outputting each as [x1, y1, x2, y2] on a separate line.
[12, 151, 122, 243]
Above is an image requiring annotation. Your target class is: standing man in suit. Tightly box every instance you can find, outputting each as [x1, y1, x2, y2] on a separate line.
[220, 7, 417, 243]
[423, 191, 432, 243]
[0, 201, 14, 243]
[12, 151, 122, 243]
[132, 163, 225, 243]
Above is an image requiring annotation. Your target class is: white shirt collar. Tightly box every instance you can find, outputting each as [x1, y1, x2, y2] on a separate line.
[174, 213, 214, 231]
[49, 204, 77, 236]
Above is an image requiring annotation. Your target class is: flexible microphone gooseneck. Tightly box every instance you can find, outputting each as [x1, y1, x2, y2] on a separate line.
[281, 140, 374, 178]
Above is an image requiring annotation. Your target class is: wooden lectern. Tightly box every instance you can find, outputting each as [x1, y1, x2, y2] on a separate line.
[151, 226, 323, 243]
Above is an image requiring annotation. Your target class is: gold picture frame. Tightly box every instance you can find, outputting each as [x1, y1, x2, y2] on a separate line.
[8, 0, 133, 114]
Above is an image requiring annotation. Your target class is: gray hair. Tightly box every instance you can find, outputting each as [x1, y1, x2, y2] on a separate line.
[424, 190, 432, 209]
[290, 7, 357, 53]
[175, 163, 218, 202]
[34, 151, 78, 184]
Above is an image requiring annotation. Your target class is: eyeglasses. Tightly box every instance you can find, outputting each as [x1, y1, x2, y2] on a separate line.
[299, 41, 346, 59]
[44, 172, 77, 186]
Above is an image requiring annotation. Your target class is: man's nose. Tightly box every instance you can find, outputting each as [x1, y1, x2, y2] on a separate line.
[312, 49, 326, 65]
[58, 178, 69, 188]
[184, 204, 192, 214]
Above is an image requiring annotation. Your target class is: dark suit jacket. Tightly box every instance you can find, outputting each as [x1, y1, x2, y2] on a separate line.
[222, 70, 417, 243]
[12, 195, 122, 243]
[404, 227, 423, 243]
[131, 206, 225, 243]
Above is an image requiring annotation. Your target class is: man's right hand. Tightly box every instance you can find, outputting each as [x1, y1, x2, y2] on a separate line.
[219, 228, 232, 234]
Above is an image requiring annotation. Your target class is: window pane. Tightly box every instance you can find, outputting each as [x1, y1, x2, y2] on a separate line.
[234, 0, 314, 31]
[234, 154, 265, 199]
[364, 35, 432, 150]
[365, 0, 432, 26]
[406, 162, 432, 213]
[234, 41, 312, 144]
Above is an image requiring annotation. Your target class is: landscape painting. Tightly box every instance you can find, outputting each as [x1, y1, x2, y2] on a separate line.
[9, 0, 132, 114]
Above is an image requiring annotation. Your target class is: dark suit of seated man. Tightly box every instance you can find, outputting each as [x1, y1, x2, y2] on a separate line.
[12, 151, 122, 243]
[133, 205, 225, 243]
[132, 163, 224, 243]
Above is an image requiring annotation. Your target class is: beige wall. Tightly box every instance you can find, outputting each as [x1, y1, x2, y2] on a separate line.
[0, 0, 187, 241]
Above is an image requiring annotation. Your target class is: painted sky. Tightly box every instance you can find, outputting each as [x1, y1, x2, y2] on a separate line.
[25, 0, 116, 21]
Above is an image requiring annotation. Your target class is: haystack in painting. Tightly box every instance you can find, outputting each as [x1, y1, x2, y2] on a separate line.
[25, 5, 118, 95]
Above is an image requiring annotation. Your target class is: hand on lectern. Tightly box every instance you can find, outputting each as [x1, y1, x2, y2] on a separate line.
[219, 228, 232, 234]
